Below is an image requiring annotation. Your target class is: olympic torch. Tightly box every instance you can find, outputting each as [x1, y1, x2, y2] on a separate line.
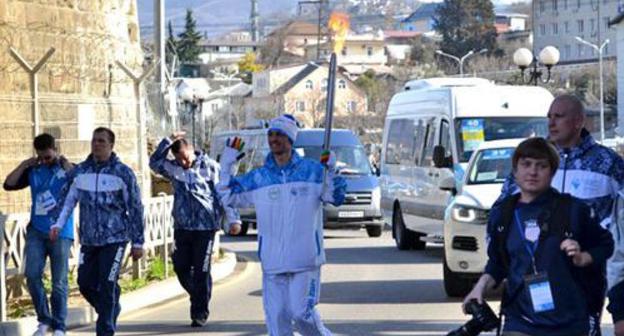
[323, 12, 349, 155]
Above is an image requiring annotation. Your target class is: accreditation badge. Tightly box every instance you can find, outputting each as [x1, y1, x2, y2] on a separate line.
[524, 273, 555, 313]
[35, 190, 56, 215]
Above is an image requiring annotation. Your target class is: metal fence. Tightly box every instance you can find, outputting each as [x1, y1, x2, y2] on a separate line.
[0, 194, 212, 322]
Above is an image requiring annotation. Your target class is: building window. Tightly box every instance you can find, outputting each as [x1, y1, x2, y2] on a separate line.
[590, 18, 595, 33]
[552, 0, 558, 11]
[540, 24, 546, 36]
[338, 79, 346, 89]
[211, 103, 219, 112]
[367, 46, 373, 56]
[305, 80, 313, 90]
[564, 45, 571, 59]
[346, 101, 357, 113]
[576, 0, 581, 8]
[564, 0, 568, 9]
[577, 19, 584, 33]
[540, 0, 545, 12]
[605, 44, 609, 55]
[296, 101, 306, 112]
[564, 21, 569, 33]
[552, 23, 558, 35]
[577, 44, 583, 57]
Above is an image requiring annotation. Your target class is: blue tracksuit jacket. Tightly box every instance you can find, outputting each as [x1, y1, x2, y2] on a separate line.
[149, 137, 239, 230]
[52, 153, 144, 247]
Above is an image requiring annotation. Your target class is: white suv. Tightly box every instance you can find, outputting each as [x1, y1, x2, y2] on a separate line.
[442, 138, 524, 297]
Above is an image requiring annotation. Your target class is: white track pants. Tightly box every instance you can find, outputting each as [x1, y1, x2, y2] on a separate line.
[262, 268, 332, 336]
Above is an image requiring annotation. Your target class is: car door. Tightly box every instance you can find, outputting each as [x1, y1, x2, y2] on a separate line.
[422, 118, 454, 222]
[379, 118, 419, 221]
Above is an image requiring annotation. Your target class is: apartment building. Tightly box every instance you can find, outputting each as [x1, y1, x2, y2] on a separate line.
[533, 0, 624, 62]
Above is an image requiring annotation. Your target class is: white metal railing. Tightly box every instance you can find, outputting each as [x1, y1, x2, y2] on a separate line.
[0, 194, 206, 322]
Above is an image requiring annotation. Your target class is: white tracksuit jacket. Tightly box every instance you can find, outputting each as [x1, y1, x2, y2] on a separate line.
[217, 150, 346, 274]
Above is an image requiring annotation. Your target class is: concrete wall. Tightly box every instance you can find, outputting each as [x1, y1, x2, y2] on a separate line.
[0, 0, 147, 212]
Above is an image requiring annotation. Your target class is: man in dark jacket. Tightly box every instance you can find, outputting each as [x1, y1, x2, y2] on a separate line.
[50, 127, 144, 336]
[498, 95, 624, 335]
[465, 137, 613, 336]
[149, 131, 240, 327]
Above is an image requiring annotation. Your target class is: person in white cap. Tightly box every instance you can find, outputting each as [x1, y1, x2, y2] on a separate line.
[217, 114, 346, 336]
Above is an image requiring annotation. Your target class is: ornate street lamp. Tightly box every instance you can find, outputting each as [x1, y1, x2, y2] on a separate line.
[513, 46, 560, 85]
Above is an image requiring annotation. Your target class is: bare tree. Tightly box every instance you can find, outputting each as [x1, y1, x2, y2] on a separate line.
[259, 26, 289, 68]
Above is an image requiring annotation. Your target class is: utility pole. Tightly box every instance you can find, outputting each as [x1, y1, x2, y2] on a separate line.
[154, 0, 166, 93]
[250, 0, 260, 42]
[298, 0, 327, 60]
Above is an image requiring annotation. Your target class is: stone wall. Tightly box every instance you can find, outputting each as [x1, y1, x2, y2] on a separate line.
[0, 0, 149, 213]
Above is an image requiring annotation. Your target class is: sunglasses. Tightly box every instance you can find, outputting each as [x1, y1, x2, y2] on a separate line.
[268, 130, 285, 137]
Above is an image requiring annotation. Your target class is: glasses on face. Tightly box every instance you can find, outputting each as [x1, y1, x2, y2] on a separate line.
[268, 131, 283, 137]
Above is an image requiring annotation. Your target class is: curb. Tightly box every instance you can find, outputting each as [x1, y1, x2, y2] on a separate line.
[0, 250, 238, 336]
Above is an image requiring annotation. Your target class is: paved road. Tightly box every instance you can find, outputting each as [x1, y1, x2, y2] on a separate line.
[71, 229, 615, 335]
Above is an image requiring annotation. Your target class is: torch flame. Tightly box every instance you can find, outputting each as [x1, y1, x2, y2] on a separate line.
[328, 12, 350, 54]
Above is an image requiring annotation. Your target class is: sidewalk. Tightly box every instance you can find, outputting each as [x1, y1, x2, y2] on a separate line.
[0, 250, 238, 336]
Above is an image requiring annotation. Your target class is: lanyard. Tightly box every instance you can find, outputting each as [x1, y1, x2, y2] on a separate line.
[33, 165, 58, 192]
[514, 210, 539, 275]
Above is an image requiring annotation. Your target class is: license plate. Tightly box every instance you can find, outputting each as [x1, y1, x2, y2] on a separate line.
[338, 211, 364, 218]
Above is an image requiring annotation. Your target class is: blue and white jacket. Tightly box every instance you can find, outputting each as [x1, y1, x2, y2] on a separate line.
[52, 153, 144, 247]
[149, 138, 239, 231]
[498, 131, 624, 290]
[499, 131, 624, 228]
[217, 150, 347, 274]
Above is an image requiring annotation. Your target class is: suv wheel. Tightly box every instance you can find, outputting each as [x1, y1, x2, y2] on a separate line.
[366, 225, 382, 237]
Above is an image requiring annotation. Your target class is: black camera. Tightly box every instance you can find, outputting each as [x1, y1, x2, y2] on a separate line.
[447, 299, 500, 336]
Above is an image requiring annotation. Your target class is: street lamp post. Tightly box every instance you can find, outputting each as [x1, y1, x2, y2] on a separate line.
[575, 36, 610, 142]
[512, 46, 560, 86]
[435, 49, 487, 77]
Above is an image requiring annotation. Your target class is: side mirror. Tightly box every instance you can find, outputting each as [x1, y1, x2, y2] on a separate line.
[433, 145, 452, 168]
[374, 165, 381, 177]
[439, 176, 457, 196]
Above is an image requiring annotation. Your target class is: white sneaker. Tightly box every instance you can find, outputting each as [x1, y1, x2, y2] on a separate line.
[52, 330, 65, 336]
[32, 324, 48, 336]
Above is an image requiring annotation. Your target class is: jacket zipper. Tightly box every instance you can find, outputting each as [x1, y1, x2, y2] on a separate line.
[280, 170, 287, 265]
[95, 166, 101, 241]
[561, 150, 569, 193]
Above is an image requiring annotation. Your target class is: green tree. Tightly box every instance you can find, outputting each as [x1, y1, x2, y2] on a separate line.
[166, 20, 177, 67]
[433, 0, 498, 62]
[177, 9, 203, 63]
[237, 52, 265, 84]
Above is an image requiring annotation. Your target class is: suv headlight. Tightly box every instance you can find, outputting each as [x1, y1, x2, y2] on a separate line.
[372, 187, 381, 207]
[451, 205, 488, 223]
